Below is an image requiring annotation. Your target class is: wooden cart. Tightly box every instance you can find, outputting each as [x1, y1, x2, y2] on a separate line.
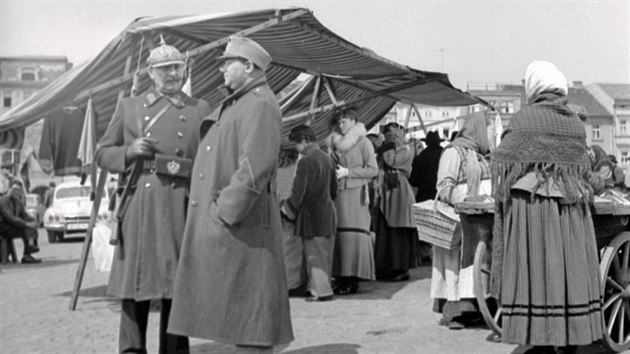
[455, 198, 630, 352]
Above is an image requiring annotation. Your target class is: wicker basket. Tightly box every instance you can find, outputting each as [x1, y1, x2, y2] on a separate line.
[412, 198, 461, 250]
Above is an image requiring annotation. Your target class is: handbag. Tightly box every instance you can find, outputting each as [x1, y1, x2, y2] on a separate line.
[412, 186, 461, 250]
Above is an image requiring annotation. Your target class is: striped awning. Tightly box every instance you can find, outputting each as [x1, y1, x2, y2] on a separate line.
[0, 7, 484, 151]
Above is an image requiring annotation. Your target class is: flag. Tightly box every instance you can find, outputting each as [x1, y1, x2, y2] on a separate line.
[495, 112, 503, 147]
[77, 98, 97, 198]
[18, 145, 34, 191]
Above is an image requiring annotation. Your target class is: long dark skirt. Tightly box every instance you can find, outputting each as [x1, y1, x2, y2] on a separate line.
[373, 210, 419, 279]
[501, 190, 603, 346]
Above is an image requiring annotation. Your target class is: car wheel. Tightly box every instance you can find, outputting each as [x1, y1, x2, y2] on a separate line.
[56, 232, 64, 243]
[47, 230, 57, 243]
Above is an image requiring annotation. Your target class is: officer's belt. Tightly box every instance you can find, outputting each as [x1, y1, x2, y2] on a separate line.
[142, 154, 192, 179]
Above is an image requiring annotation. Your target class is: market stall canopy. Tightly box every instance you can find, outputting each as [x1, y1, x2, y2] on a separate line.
[0, 7, 485, 151]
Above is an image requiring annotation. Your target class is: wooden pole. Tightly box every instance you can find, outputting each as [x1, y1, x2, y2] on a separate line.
[69, 52, 134, 311]
[69, 168, 108, 310]
[411, 104, 427, 135]
[307, 76, 322, 125]
[403, 104, 412, 129]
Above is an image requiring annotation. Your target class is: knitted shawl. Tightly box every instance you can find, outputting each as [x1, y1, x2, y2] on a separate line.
[491, 93, 592, 204]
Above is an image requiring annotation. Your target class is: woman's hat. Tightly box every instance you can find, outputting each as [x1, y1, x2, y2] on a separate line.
[421, 131, 444, 144]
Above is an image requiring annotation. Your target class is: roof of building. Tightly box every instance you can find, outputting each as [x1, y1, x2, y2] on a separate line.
[595, 83, 630, 101]
[568, 86, 611, 117]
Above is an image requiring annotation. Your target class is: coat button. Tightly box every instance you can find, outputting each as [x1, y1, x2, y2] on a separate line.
[144, 182, 151, 188]
[144, 116, 150, 121]
[179, 115, 186, 121]
[199, 173, 204, 180]
[206, 145, 211, 151]
[177, 132, 183, 139]
[191, 200, 198, 207]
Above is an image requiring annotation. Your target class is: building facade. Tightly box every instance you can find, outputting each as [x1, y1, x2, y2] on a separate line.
[1, 56, 71, 117]
[0, 56, 72, 187]
[586, 83, 630, 166]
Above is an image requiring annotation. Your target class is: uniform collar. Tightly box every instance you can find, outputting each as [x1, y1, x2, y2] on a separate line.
[218, 74, 268, 106]
[144, 87, 188, 108]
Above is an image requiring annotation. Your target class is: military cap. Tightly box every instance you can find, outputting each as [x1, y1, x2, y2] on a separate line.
[216, 36, 272, 71]
[147, 36, 185, 67]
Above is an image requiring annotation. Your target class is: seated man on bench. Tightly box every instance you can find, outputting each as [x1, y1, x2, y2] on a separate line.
[0, 182, 41, 264]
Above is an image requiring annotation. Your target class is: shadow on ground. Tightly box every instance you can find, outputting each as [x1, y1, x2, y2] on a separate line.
[0, 258, 78, 270]
[58, 284, 108, 298]
[335, 266, 432, 301]
[191, 342, 360, 354]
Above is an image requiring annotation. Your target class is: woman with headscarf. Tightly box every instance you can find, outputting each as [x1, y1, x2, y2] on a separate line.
[373, 123, 419, 282]
[329, 106, 379, 295]
[431, 111, 495, 329]
[491, 61, 602, 354]
[588, 144, 615, 189]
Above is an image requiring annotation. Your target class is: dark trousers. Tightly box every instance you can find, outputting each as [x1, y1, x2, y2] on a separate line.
[120, 299, 189, 354]
[0, 226, 37, 255]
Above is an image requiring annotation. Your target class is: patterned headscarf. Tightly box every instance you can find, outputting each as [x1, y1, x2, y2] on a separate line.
[525, 60, 568, 105]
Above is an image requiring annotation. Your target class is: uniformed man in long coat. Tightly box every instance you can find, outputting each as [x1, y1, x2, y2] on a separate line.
[168, 36, 294, 353]
[95, 39, 210, 354]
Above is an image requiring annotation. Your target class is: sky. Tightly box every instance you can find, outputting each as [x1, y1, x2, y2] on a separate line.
[0, 0, 628, 90]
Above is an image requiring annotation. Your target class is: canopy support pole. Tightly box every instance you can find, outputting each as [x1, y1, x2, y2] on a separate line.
[70, 51, 134, 311]
[307, 76, 322, 125]
[283, 78, 429, 122]
[411, 104, 427, 135]
[403, 104, 413, 129]
[322, 77, 338, 105]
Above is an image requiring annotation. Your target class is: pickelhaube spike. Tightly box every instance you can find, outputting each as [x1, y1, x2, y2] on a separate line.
[146, 34, 185, 67]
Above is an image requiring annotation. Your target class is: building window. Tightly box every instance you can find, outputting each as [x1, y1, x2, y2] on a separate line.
[505, 102, 514, 114]
[442, 111, 449, 118]
[3, 94, 11, 108]
[592, 125, 601, 140]
[20, 67, 37, 81]
[621, 151, 630, 165]
[620, 120, 628, 135]
[425, 110, 432, 118]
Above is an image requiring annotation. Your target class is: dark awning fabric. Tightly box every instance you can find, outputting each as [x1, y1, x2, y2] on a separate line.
[0, 7, 484, 152]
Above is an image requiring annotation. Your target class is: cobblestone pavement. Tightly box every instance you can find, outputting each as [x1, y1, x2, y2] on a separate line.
[0, 230, 617, 354]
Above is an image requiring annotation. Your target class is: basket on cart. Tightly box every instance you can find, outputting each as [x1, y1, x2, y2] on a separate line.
[454, 193, 630, 352]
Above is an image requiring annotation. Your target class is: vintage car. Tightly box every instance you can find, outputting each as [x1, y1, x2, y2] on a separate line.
[25, 193, 45, 227]
[43, 181, 110, 243]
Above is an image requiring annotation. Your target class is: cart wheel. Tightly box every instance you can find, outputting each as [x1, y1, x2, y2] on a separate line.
[599, 231, 630, 352]
[473, 241, 502, 336]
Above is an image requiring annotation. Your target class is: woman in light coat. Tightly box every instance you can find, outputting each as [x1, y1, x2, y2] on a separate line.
[329, 106, 379, 295]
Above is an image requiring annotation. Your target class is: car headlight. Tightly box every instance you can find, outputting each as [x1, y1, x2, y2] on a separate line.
[44, 209, 64, 224]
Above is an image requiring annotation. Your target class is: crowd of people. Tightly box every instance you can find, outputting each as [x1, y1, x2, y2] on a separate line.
[2, 33, 619, 354]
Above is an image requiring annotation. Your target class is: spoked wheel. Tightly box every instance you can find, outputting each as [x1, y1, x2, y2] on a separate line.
[600, 231, 630, 352]
[473, 241, 502, 336]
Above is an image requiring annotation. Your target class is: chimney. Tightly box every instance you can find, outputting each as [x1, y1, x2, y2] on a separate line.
[573, 81, 583, 88]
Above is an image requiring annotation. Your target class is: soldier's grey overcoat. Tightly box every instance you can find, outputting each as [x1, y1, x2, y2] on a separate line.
[168, 75, 294, 346]
[95, 88, 210, 300]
